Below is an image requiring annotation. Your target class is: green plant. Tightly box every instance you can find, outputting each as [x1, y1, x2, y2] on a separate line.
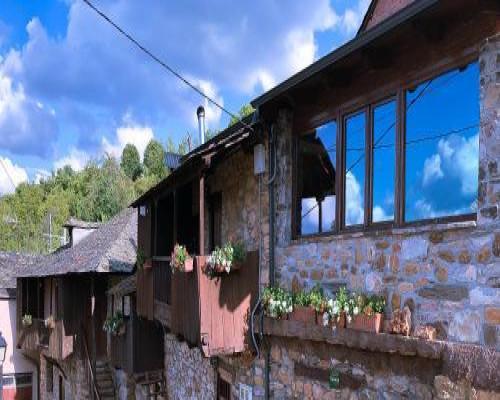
[262, 287, 293, 319]
[103, 311, 125, 335]
[364, 295, 386, 315]
[136, 248, 145, 269]
[293, 291, 311, 307]
[22, 314, 32, 327]
[170, 244, 190, 272]
[309, 285, 327, 313]
[206, 241, 246, 276]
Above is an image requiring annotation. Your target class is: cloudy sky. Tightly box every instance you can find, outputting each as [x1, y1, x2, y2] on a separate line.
[0, 0, 371, 195]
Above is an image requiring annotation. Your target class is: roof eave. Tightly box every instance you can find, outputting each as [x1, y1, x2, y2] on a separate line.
[251, 0, 439, 109]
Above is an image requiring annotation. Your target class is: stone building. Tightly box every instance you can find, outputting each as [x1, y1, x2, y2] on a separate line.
[131, 0, 500, 399]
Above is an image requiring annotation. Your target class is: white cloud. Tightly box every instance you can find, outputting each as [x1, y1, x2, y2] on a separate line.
[33, 169, 51, 184]
[0, 157, 28, 195]
[340, 0, 371, 34]
[422, 154, 443, 186]
[54, 148, 89, 172]
[0, 68, 57, 156]
[345, 171, 364, 225]
[185, 77, 223, 131]
[373, 205, 391, 222]
[102, 116, 154, 160]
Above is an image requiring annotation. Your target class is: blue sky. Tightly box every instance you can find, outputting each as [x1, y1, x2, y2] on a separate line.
[0, 0, 371, 194]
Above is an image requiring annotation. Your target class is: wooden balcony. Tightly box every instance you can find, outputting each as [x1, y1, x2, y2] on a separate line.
[151, 251, 259, 357]
[109, 314, 164, 375]
[17, 319, 50, 354]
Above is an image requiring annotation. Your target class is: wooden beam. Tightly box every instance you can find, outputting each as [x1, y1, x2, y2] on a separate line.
[199, 174, 205, 256]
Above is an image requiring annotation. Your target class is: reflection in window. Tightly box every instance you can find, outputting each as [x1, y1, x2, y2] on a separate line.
[405, 62, 479, 221]
[373, 100, 396, 222]
[344, 111, 366, 227]
[296, 121, 337, 236]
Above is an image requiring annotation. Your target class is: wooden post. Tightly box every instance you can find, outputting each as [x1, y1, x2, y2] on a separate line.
[199, 174, 205, 256]
[153, 198, 159, 258]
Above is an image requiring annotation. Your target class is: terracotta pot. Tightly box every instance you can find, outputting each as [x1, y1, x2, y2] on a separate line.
[143, 259, 153, 269]
[183, 257, 194, 272]
[290, 306, 316, 324]
[331, 313, 346, 329]
[115, 324, 126, 337]
[347, 313, 384, 333]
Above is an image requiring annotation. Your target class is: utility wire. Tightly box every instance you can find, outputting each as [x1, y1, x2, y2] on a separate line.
[81, 0, 253, 132]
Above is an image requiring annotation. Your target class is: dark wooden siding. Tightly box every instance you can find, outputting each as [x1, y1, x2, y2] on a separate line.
[136, 266, 154, 320]
[153, 259, 171, 304]
[138, 201, 152, 259]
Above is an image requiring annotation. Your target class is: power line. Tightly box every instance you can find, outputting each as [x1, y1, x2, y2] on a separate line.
[81, 0, 253, 132]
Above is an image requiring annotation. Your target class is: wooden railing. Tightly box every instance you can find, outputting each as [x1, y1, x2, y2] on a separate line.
[82, 325, 101, 400]
[153, 258, 171, 304]
[18, 319, 50, 353]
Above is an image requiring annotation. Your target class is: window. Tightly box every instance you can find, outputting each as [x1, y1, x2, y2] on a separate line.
[405, 62, 479, 221]
[22, 278, 44, 319]
[296, 121, 337, 236]
[372, 99, 396, 223]
[344, 112, 366, 227]
[293, 60, 478, 236]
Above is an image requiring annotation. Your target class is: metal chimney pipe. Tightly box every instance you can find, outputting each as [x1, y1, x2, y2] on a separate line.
[197, 105, 206, 145]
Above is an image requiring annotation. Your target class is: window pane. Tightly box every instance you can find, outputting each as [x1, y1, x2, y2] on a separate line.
[297, 121, 337, 235]
[344, 111, 366, 226]
[373, 100, 396, 222]
[405, 62, 479, 221]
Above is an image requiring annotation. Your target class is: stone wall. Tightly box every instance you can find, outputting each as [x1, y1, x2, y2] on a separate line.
[272, 34, 500, 349]
[164, 333, 216, 400]
[39, 351, 89, 400]
[207, 139, 270, 287]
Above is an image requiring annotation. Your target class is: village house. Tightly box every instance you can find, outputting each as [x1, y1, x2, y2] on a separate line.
[15, 208, 139, 400]
[0, 253, 41, 400]
[129, 0, 499, 399]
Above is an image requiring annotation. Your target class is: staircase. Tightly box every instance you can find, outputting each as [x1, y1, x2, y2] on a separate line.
[95, 360, 116, 400]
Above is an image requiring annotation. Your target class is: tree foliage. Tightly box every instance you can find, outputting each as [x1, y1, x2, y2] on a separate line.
[228, 104, 254, 128]
[121, 144, 142, 181]
[144, 139, 167, 179]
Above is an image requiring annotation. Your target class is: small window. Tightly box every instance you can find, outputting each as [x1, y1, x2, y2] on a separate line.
[372, 99, 396, 223]
[405, 62, 479, 221]
[344, 111, 366, 227]
[296, 121, 337, 236]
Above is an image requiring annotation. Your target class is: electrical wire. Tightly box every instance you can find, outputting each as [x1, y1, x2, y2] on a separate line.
[81, 0, 253, 133]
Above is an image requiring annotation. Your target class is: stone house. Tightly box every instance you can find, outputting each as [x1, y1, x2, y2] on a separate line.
[15, 208, 138, 400]
[131, 0, 499, 399]
[0, 253, 41, 399]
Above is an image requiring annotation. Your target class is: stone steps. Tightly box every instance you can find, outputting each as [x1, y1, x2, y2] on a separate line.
[94, 360, 116, 400]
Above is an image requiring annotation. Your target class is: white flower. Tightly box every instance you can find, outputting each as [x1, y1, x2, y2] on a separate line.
[347, 315, 352, 323]
[353, 306, 359, 316]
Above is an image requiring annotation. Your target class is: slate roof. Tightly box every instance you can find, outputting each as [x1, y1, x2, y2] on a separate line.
[63, 217, 102, 229]
[0, 252, 42, 289]
[18, 207, 137, 278]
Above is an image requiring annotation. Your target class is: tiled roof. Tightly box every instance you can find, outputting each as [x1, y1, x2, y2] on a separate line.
[0, 252, 43, 289]
[18, 207, 137, 278]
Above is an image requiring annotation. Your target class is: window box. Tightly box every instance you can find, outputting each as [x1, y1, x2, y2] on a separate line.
[290, 306, 316, 324]
[347, 313, 383, 334]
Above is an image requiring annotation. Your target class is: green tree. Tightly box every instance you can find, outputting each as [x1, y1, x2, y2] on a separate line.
[228, 104, 254, 127]
[144, 139, 167, 179]
[121, 143, 142, 181]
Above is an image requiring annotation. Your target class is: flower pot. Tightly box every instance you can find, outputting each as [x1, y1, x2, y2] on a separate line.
[347, 313, 383, 333]
[183, 257, 194, 272]
[290, 306, 316, 324]
[143, 259, 152, 269]
[114, 324, 126, 337]
[331, 313, 346, 329]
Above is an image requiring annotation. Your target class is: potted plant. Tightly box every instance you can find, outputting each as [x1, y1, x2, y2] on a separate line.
[44, 315, 56, 329]
[22, 314, 33, 328]
[262, 287, 293, 319]
[170, 244, 193, 273]
[322, 287, 350, 329]
[347, 295, 385, 333]
[205, 241, 246, 277]
[290, 290, 315, 323]
[309, 285, 328, 325]
[136, 248, 152, 269]
[103, 311, 125, 336]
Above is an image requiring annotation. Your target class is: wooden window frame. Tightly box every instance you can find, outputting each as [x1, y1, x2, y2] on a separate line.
[292, 58, 478, 239]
